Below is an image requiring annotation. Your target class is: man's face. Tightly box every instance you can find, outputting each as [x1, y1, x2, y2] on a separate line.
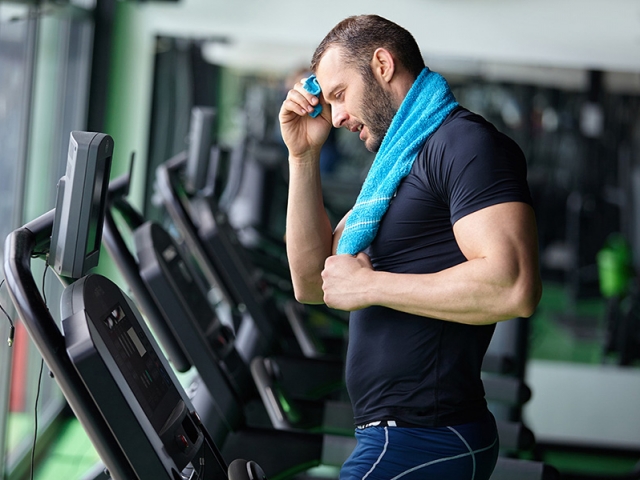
[315, 47, 397, 153]
[359, 68, 397, 153]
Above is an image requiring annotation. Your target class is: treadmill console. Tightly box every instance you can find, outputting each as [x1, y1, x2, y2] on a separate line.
[61, 274, 226, 479]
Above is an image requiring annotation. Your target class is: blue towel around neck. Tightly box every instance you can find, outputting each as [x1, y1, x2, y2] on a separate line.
[335, 67, 459, 255]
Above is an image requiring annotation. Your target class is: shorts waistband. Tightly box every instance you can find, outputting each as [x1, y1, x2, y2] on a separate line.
[356, 419, 417, 429]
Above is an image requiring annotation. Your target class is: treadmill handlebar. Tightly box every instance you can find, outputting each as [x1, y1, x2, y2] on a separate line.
[3, 219, 138, 480]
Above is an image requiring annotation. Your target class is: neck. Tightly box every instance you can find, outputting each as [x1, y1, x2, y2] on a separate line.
[389, 69, 419, 109]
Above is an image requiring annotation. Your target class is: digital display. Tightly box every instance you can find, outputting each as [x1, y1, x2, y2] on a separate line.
[50, 132, 113, 278]
[96, 303, 175, 426]
[127, 328, 147, 357]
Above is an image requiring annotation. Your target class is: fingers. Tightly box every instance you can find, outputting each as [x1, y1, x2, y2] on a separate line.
[296, 77, 321, 106]
[321, 255, 369, 312]
[279, 78, 332, 156]
[285, 94, 317, 117]
[282, 80, 321, 118]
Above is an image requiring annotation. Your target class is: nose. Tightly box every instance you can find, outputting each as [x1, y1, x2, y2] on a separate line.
[331, 104, 348, 129]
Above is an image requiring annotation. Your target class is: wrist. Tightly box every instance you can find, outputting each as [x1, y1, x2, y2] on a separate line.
[365, 269, 389, 307]
[288, 150, 321, 167]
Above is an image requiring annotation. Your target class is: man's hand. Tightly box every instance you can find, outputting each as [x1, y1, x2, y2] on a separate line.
[321, 252, 374, 311]
[279, 79, 332, 161]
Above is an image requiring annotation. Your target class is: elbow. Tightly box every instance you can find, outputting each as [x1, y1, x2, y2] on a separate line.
[511, 275, 543, 319]
[515, 293, 540, 319]
[293, 290, 324, 305]
[292, 280, 325, 305]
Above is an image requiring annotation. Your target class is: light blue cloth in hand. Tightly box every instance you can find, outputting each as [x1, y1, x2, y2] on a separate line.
[336, 67, 459, 255]
[302, 75, 322, 118]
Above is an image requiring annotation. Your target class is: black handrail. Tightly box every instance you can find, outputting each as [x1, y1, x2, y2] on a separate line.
[3, 210, 137, 480]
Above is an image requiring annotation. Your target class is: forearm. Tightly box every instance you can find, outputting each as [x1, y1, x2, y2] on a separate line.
[286, 156, 334, 303]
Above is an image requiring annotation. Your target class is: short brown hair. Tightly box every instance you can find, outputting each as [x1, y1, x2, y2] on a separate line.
[310, 15, 425, 79]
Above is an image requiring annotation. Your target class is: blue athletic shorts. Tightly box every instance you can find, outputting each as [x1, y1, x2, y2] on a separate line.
[340, 411, 499, 480]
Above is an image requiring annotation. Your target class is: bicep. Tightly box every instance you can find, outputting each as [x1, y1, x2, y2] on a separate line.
[453, 202, 539, 280]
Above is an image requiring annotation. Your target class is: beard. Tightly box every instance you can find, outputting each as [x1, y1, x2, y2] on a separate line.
[360, 70, 398, 153]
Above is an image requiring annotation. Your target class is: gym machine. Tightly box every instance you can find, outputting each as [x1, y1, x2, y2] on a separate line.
[1, 131, 260, 480]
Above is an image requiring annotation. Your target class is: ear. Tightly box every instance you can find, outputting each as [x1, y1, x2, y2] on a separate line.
[370, 48, 396, 85]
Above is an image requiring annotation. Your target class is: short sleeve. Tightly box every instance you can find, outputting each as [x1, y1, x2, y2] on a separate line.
[423, 112, 532, 225]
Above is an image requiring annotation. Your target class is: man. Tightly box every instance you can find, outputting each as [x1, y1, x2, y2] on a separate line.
[279, 14, 541, 480]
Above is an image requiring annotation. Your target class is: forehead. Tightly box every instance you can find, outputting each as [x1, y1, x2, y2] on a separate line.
[314, 47, 360, 93]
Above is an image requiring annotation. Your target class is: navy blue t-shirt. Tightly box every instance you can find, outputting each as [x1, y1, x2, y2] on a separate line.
[345, 107, 532, 427]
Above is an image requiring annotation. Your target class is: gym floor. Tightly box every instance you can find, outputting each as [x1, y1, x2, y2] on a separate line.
[6, 280, 640, 479]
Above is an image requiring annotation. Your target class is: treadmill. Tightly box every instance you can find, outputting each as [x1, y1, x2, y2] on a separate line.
[1, 131, 258, 480]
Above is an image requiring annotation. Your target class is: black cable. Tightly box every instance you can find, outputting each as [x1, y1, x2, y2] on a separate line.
[0, 279, 16, 347]
[30, 261, 49, 480]
[30, 358, 45, 480]
[41, 257, 49, 306]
